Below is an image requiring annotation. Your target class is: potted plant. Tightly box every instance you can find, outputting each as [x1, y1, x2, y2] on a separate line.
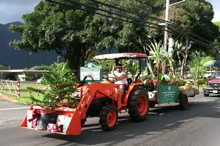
[27, 62, 79, 130]
[28, 62, 79, 110]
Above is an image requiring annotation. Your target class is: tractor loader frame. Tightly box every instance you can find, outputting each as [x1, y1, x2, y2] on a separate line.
[21, 53, 149, 135]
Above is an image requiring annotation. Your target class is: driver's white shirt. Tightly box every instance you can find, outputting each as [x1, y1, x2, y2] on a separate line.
[113, 71, 128, 85]
[164, 74, 170, 81]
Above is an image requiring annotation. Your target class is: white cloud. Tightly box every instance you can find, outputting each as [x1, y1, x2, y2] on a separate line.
[0, 0, 40, 24]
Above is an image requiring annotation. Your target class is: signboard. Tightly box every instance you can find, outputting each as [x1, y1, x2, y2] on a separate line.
[159, 84, 179, 104]
[80, 63, 102, 82]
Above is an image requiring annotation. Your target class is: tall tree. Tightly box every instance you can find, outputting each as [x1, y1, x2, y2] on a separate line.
[187, 52, 215, 89]
[89, 0, 165, 53]
[9, 0, 97, 76]
[212, 22, 220, 56]
[168, 0, 219, 53]
[9, 0, 165, 75]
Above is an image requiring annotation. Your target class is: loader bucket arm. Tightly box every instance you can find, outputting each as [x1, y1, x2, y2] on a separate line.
[20, 82, 118, 135]
[76, 82, 116, 119]
[64, 82, 117, 134]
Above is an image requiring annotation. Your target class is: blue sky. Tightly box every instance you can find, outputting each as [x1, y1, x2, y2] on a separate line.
[207, 0, 220, 22]
[0, 0, 219, 24]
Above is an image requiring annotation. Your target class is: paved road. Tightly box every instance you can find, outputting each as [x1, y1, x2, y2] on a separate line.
[0, 93, 220, 146]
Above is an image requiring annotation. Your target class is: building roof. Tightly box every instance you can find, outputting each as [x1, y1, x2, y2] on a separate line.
[0, 70, 49, 73]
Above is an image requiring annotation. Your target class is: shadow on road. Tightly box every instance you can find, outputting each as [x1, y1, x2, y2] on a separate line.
[42, 93, 220, 145]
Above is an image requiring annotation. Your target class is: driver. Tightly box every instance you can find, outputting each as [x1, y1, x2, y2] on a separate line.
[111, 64, 128, 98]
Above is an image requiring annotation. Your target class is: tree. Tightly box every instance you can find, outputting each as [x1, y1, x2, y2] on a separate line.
[168, 0, 219, 53]
[89, 0, 165, 53]
[28, 62, 79, 109]
[187, 52, 215, 89]
[0, 65, 8, 70]
[211, 22, 220, 58]
[8, 0, 165, 76]
[9, 0, 97, 77]
[171, 40, 191, 78]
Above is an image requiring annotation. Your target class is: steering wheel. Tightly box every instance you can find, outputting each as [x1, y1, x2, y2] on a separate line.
[82, 75, 95, 83]
[107, 77, 117, 83]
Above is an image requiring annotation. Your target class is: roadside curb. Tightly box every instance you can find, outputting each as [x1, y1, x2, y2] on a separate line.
[0, 93, 17, 103]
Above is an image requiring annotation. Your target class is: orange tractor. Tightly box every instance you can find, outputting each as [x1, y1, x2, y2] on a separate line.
[21, 53, 149, 135]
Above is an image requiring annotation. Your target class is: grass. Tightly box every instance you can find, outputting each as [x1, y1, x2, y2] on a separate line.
[1, 82, 49, 105]
[1, 81, 204, 105]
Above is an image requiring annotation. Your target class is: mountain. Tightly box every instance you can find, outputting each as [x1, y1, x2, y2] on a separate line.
[0, 22, 58, 69]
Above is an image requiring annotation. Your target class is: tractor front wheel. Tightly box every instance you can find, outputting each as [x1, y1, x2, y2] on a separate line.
[128, 89, 149, 122]
[99, 104, 118, 131]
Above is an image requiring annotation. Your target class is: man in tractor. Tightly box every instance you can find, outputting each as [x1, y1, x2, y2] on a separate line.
[111, 64, 128, 98]
[164, 70, 171, 82]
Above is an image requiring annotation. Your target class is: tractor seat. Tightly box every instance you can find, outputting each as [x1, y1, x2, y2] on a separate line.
[127, 78, 133, 85]
[124, 78, 133, 91]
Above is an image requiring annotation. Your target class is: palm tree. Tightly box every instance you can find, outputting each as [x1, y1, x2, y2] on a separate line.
[187, 52, 216, 89]
[146, 40, 167, 77]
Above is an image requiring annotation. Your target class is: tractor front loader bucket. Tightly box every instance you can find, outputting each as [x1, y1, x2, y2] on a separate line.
[21, 105, 82, 135]
[63, 108, 81, 135]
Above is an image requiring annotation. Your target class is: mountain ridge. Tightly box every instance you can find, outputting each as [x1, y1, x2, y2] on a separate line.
[0, 22, 58, 69]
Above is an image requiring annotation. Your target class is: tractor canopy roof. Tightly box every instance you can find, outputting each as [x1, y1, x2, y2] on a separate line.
[93, 53, 147, 60]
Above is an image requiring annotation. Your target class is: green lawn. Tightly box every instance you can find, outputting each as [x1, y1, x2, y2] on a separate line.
[1, 81, 204, 105]
[2, 82, 49, 105]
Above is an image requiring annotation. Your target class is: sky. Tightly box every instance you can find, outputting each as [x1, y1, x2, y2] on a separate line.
[0, 0, 219, 24]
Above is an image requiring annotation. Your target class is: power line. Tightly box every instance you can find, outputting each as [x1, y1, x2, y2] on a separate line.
[46, 0, 213, 49]
[86, 0, 213, 45]
[46, 0, 166, 31]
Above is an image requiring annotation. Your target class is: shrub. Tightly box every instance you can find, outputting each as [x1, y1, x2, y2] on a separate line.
[27, 62, 79, 110]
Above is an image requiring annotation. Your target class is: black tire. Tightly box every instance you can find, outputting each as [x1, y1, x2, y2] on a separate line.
[81, 119, 86, 127]
[128, 89, 149, 122]
[149, 101, 156, 108]
[99, 104, 118, 131]
[179, 93, 188, 110]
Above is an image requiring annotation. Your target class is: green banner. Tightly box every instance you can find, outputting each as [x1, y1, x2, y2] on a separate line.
[159, 84, 179, 104]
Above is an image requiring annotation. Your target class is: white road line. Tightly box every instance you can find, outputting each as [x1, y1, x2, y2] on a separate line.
[0, 107, 29, 111]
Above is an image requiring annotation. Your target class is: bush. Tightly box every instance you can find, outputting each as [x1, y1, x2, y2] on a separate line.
[25, 76, 35, 81]
[199, 78, 206, 85]
[27, 62, 79, 110]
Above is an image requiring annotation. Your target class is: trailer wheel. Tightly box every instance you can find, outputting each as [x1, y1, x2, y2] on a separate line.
[179, 93, 188, 110]
[99, 104, 118, 131]
[128, 89, 149, 122]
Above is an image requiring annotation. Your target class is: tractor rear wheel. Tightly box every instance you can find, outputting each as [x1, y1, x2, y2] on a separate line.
[128, 89, 149, 122]
[99, 104, 118, 131]
[179, 93, 188, 110]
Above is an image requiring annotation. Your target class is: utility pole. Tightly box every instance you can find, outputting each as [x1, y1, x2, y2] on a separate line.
[163, 0, 170, 52]
[163, 0, 186, 72]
